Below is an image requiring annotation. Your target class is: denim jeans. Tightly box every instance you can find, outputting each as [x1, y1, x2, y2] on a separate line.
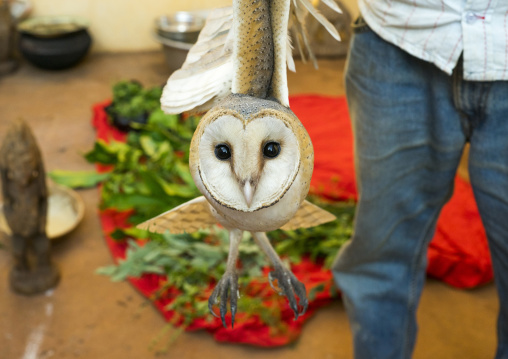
[332, 19, 508, 359]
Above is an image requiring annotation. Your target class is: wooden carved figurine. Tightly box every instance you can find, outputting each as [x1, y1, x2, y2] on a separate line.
[0, 120, 60, 295]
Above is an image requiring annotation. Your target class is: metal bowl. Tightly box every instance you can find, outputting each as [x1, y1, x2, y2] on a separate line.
[153, 33, 193, 74]
[155, 12, 205, 43]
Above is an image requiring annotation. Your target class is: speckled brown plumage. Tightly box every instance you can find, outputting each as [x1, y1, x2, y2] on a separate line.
[233, 0, 274, 98]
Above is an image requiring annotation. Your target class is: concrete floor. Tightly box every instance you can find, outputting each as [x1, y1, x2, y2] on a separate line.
[0, 52, 500, 359]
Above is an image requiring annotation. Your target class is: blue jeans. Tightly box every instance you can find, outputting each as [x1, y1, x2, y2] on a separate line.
[332, 19, 508, 359]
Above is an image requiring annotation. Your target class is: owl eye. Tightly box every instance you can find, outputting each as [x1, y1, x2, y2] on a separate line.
[215, 144, 231, 160]
[263, 142, 281, 158]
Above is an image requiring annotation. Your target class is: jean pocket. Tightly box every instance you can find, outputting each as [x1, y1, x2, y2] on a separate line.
[351, 15, 371, 34]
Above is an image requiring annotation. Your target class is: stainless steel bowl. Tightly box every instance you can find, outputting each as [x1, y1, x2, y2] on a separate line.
[153, 33, 193, 74]
[155, 12, 205, 43]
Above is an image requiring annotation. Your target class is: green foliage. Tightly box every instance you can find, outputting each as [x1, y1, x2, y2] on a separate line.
[84, 108, 201, 223]
[97, 228, 274, 324]
[110, 81, 164, 118]
[48, 170, 111, 189]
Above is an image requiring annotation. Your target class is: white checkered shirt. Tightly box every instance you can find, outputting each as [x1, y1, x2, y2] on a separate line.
[359, 0, 508, 81]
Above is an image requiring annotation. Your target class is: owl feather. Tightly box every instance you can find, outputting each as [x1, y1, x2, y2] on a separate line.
[138, 197, 335, 234]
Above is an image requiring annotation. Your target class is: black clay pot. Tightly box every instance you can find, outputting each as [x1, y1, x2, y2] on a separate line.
[19, 29, 91, 70]
[17, 16, 92, 70]
[104, 104, 149, 132]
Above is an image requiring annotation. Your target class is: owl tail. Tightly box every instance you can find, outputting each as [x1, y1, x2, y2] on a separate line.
[231, 0, 290, 106]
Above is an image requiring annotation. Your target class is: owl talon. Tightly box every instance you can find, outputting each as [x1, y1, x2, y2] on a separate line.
[268, 265, 308, 320]
[208, 271, 239, 328]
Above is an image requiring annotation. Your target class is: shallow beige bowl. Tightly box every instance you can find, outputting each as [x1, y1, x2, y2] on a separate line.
[0, 183, 85, 239]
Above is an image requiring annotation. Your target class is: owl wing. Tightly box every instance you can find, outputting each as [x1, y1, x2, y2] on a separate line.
[270, 0, 342, 104]
[280, 200, 336, 230]
[160, 7, 235, 115]
[136, 196, 217, 234]
[160, 0, 341, 114]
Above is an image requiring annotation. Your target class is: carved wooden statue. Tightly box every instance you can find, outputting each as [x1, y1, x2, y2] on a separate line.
[0, 120, 59, 295]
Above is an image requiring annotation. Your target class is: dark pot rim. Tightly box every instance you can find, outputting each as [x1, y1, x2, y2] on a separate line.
[19, 28, 91, 40]
[17, 15, 90, 39]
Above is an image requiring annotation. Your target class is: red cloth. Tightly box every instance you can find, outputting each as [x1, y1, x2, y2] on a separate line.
[93, 95, 492, 347]
[292, 96, 358, 201]
[428, 178, 493, 287]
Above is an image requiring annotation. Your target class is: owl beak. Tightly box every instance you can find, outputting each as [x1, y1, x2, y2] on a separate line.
[243, 181, 254, 207]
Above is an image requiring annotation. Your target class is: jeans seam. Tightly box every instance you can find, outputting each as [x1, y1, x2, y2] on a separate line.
[403, 203, 448, 358]
[452, 58, 473, 141]
[477, 83, 492, 125]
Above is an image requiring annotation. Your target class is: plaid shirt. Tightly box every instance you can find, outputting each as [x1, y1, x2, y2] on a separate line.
[359, 0, 508, 81]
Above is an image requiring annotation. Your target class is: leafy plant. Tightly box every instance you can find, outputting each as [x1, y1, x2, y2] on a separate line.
[110, 81, 164, 118]
[97, 228, 280, 325]
[48, 170, 110, 189]
[84, 108, 201, 223]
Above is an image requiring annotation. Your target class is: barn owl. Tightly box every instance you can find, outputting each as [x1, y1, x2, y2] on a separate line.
[138, 0, 341, 327]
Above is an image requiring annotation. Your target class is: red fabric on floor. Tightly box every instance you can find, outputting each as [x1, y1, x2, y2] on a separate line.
[428, 178, 493, 287]
[93, 95, 493, 347]
[291, 96, 357, 201]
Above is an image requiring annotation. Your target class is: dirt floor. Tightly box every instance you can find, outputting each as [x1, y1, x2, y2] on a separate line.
[0, 52, 500, 359]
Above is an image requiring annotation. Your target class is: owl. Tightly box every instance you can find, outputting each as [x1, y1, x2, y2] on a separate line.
[138, 0, 341, 327]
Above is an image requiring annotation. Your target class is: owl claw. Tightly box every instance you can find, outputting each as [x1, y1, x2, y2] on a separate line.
[208, 271, 239, 328]
[268, 265, 308, 320]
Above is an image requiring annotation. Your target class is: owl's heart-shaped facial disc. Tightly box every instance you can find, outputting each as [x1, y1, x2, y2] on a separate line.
[196, 112, 301, 212]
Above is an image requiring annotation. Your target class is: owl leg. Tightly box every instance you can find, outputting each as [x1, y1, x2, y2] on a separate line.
[208, 228, 242, 328]
[251, 232, 308, 320]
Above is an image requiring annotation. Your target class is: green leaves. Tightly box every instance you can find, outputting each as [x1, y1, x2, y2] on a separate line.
[152, 175, 197, 198]
[82, 103, 201, 223]
[48, 170, 110, 189]
[148, 108, 179, 128]
[97, 241, 166, 282]
[96, 227, 272, 325]
[110, 81, 163, 118]
[308, 284, 325, 301]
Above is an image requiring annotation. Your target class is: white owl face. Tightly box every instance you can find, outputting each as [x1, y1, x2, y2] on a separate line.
[196, 113, 301, 212]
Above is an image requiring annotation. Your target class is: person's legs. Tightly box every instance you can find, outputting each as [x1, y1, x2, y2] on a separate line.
[332, 21, 466, 358]
[466, 80, 508, 359]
